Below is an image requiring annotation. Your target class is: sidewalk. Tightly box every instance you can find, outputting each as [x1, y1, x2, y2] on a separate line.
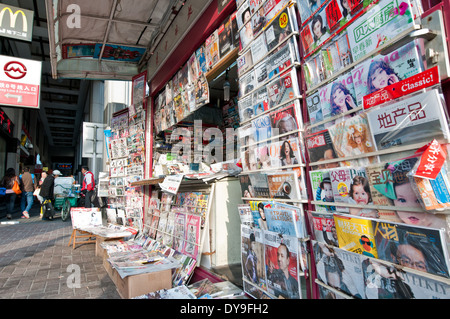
[0, 203, 121, 299]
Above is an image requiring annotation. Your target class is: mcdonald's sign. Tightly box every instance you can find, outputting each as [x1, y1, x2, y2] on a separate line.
[0, 4, 34, 42]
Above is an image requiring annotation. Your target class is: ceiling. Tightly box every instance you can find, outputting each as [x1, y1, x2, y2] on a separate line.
[0, 0, 188, 149]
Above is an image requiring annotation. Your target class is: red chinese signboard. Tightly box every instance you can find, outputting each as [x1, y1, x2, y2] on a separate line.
[0, 54, 42, 109]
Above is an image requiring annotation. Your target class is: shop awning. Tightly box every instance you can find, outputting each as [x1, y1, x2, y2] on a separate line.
[45, 0, 214, 81]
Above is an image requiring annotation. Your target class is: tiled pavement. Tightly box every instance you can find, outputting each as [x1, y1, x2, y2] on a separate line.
[0, 203, 121, 299]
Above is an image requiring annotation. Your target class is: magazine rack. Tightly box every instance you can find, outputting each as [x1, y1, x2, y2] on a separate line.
[144, 179, 215, 280]
[301, 0, 450, 299]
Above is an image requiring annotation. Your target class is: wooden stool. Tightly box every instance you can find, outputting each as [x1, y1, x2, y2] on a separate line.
[68, 229, 96, 249]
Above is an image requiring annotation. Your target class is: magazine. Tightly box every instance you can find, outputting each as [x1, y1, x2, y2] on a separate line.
[239, 69, 256, 97]
[272, 201, 306, 238]
[238, 1, 254, 50]
[252, 86, 269, 117]
[253, 61, 268, 89]
[347, 0, 417, 62]
[231, 10, 240, 50]
[250, 33, 268, 64]
[264, 3, 298, 51]
[269, 99, 302, 140]
[329, 166, 372, 214]
[134, 285, 197, 299]
[251, 2, 266, 34]
[366, 89, 450, 151]
[334, 213, 378, 258]
[362, 255, 450, 299]
[249, 200, 268, 230]
[241, 224, 267, 288]
[267, 68, 300, 110]
[319, 71, 357, 119]
[264, 229, 301, 298]
[373, 220, 450, 278]
[328, 111, 377, 166]
[335, 31, 353, 68]
[249, 173, 270, 197]
[303, 55, 321, 90]
[238, 93, 254, 122]
[155, 211, 168, 243]
[321, 40, 341, 79]
[309, 211, 339, 246]
[305, 128, 338, 166]
[172, 212, 186, 252]
[218, 15, 233, 59]
[182, 214, 201, 259]
[300, 4, 330, 56]
[306, 90, 323, 127]
[313, 240, 366, 298]
[310, 169, 335, 212]
[266, 37, 300, 80]
[267, 171, 301, 201]
[351, 39, 425, 104]
[263, 0, 291, 26]
[238, 204, 255, 227]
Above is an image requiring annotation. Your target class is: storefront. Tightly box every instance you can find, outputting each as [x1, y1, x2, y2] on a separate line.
[46, 0, 450, 299]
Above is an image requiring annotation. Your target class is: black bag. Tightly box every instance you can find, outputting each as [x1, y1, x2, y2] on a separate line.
[42, 200, 55, 220]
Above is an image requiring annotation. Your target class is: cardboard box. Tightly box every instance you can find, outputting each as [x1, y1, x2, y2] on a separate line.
[103, 258, 172, 299]
[95, 236, 124, 258]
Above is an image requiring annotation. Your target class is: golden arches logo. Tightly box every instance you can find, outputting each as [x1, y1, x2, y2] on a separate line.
[0, 7, 28, 32]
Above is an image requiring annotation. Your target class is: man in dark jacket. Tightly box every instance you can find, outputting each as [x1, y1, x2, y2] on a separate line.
[39, 170, 56, 220]
[20, 167, 36, 219]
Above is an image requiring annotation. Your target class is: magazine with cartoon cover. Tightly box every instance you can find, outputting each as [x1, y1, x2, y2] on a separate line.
[269, 99, 302, 140]
[366, 90, 450, 151]
[267, 68, 300, 110]
[218, 16, 233, 59]
[266, 37, 299, 80]
[250, 33, 268, 64]
[313, 241, 366, 298]
[264, 3, 298, 52]
[373, 219, 450, 278]
[300, 5, 330, 56]
[267, 171, 301, 201]
[239, 69, 257, 97]
[239, 93, 254, 122]
[241, 224, 267, 288]
[264, 229, 301, 299]
[252, 85, 269, 116]
[351, 39, 425, 104]
[327, 112, 377, 166]
[334, 213, 378, 258]
[362, 255, 450, 299]
[263, 0, 291, 25]
[347, 0, 417, 62]
[238, 48, 254, 77]
[310, 211, 339, 246]
[249, 173, 271, 198]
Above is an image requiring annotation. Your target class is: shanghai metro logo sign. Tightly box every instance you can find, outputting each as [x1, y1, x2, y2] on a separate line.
[4, 61, 27, 80]
[0, 55, 42, 109]
[0, 4, 34, 42]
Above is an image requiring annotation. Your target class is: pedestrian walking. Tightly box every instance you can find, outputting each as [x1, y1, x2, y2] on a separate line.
[1, 168, 20, 219]
[19, 167, 37, 219]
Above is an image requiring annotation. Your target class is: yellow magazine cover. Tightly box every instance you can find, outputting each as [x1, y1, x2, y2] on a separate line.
[333, 213, 378, 258]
